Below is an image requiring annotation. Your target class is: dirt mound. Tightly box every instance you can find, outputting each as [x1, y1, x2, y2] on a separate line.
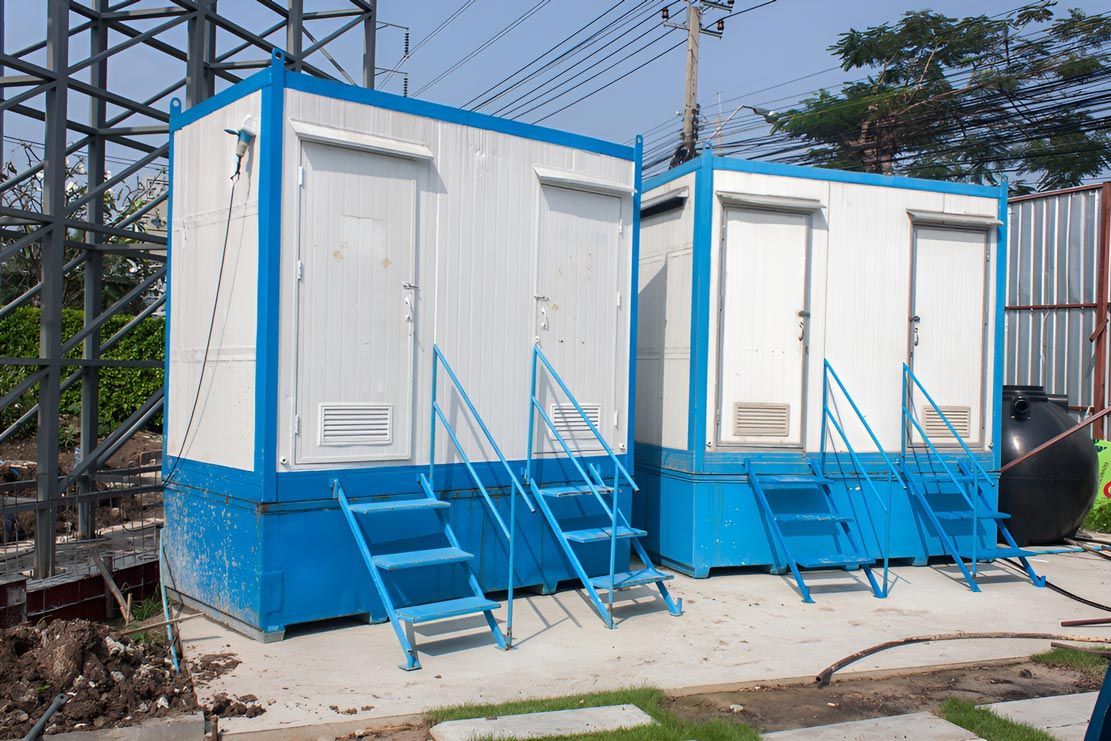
[0, 619, 196, 736]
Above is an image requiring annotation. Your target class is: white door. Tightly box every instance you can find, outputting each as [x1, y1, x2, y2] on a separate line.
[910, 226, 988, 446]
[534, 185, 623, 453]
[294, 142, 418, 464]
[716, 207, 810, 447]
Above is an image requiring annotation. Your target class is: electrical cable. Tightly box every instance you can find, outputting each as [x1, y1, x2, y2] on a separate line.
[160, 152, 245, 486]
[997, 558, 1111, 612]
[464, 0, 634, 111]
[414, 0, 551, 98]
[380, 0, 476, 88]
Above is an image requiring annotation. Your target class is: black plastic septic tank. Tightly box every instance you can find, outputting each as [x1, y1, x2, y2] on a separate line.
[999, 385, 1098, 546]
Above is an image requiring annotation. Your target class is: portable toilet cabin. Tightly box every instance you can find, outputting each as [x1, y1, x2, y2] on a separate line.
[163, 52, 678, 660]
[633, 151, 1045, 601]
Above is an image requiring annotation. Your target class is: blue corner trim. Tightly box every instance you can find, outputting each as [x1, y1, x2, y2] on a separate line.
[169, 69, 272, 132]
[162, 115, 177, 475]
[992, 181, 1008, 467]
[709, 156, 1000, 198]
[689, 150, 715, 470]
[283, 71, 634, 161]
[627, 135, 643, 466]
[254, 50, 286, 493]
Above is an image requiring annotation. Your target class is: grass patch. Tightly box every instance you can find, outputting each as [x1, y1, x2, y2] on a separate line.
[427, 687, 760, 740]
[939, 697, 1054, 741]
[1032, 646, 1111, 680]
[129, 592, 164, 623]
[1085, 504, 1111, 534]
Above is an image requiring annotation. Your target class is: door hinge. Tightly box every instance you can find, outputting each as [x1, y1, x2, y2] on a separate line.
[613, 410, 619, 428]
[618, 219, 624, 237]
[298, 166, 304, 187]
[296, 259, 304, 281]
[294, 414, 302, 436]
[616, 291, 622, 308]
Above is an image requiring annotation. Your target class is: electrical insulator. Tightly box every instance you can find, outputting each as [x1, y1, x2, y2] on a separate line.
[661, 7, 669, 20]
[403, 76, 409, 97]
[404, 32, 410, 56]
[717, 18, 725, 31]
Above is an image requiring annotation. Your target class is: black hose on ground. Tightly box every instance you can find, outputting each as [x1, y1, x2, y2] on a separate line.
[999, 558, 1111, 613]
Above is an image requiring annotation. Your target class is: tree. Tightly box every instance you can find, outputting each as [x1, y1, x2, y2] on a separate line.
[770, 2, 1111, 191]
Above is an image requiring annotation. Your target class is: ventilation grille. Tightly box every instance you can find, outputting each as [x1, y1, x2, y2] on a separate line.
[733, 402, 790, 438]
[548, 403, 602, 440]
[319, 403, 392, 446]
[922, 405, 971, 440]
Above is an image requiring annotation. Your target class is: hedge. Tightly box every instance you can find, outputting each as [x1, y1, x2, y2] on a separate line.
[0, 306, 164, 439]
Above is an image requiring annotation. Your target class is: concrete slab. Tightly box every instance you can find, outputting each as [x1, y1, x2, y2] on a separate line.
[177, 551, 1111, 736]
[49, 712, 206, 740]
[428, 704, 653, 740]
[763, 711, 982, 740]
[984, 691, 1097, 741]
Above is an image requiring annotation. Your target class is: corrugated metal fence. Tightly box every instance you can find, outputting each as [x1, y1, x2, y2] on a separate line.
[1006, 185, 1107, 420]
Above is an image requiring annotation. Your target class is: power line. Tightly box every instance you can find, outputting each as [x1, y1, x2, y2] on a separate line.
[413, 0, 551, 98]
[380, 0, 476, 88]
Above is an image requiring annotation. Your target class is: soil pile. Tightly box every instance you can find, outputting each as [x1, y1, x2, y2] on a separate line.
[0, 619, 195, 736]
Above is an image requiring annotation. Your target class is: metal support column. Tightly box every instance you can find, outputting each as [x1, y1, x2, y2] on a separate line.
[287, 0, 303, 72]
[363, 0, 377, 88]
[35, 0, 70, 578]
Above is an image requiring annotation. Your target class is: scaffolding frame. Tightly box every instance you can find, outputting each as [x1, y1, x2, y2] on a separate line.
[0, 0, 384, 581]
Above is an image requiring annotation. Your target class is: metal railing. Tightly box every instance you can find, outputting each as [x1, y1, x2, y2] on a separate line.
[427, 344, 534, 643]
[526, 344, 636, 621]
[818, 360, 895, 597]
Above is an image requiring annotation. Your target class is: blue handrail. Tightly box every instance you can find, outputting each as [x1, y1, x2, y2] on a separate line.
[901, 363, 985, 569]
[819, 360, 894, 597]
[526, 344, 634, 617]
[428, 344, 534, 647]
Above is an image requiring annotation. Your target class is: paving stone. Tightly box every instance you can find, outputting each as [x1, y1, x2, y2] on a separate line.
[763, 711, 982, 740]
[984, 691, 1097, 741]
[429, 703, 653, 740]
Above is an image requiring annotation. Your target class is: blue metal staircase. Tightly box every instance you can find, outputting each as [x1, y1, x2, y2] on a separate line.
[746, 361, 892, 604]
[899, 364, 1046, 592]
[335, 345, 535, 670]
[526, 344, 682, 628]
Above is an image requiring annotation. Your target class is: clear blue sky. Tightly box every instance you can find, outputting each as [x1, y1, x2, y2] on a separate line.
[5, 0, 1109, 179]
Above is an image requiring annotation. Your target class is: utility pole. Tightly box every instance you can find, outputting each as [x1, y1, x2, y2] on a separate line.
[664, 1, 732, 168]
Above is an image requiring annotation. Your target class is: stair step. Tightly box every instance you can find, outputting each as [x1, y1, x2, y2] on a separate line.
[957, 546, 1038, 561]
[913, 474, 975, 485]
[756, 474, 831, 488]
[774, 512, 851, 523]
[348, 498, 450, 515]
[393, 595, 500, 624]
[372, 547, 473, 571]
[564, 525, 647, 543]
[540, 484, 614, 498]
[934, 509, 1011, 521]
[589, 567, 674, 591]
[796, 553, 874, 569]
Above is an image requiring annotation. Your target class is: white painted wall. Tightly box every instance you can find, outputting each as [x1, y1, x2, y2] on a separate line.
[167, 92, 261, 471]
[276, 89, 635, 471]
[702, 170, 1000, 453]
[635, 174, 695, 450]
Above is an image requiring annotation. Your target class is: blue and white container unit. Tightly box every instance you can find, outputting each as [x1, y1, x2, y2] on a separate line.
[163, 52, 680, 659]
[633, 150, 1047, 602]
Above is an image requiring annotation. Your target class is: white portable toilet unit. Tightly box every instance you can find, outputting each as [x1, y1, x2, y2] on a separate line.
[164, 52, 679, 663]
[633, 150, 1047, 603]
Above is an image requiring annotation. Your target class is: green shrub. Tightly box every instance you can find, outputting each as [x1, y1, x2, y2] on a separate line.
[1086, 503, 1111, 534]
[0, 306, 163, 441]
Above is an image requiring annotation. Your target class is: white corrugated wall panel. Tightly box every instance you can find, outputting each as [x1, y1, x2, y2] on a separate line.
[276, 89, 634, 471]
[636, 173, 694, 450]
[167, 92, 261, 470]
[1006, 188, 1103, 417]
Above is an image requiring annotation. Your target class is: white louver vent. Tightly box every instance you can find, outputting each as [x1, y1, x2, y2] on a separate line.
[319, 403, 392, 446]
[548, 403, 602, 440]
[922, 405, 971, 440]
[733, 402, 790, 438]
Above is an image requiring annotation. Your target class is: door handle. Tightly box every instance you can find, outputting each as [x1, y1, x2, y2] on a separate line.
[797, 310, 809, 342]
[403, 295, 414, 334]
[910, 315, 920, 347]
[539, 305, 549, 330]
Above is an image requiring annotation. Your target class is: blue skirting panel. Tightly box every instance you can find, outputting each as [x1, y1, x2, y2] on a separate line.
[164, 461, 633, 637]
[633, 449, 997, 579]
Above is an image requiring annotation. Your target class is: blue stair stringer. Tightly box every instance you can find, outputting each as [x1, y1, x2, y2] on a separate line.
[745, 456, 883, 604]
[899, 364, 1046, 593]
[526, 345, 683, 628]
[334, 479, 506, 671]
